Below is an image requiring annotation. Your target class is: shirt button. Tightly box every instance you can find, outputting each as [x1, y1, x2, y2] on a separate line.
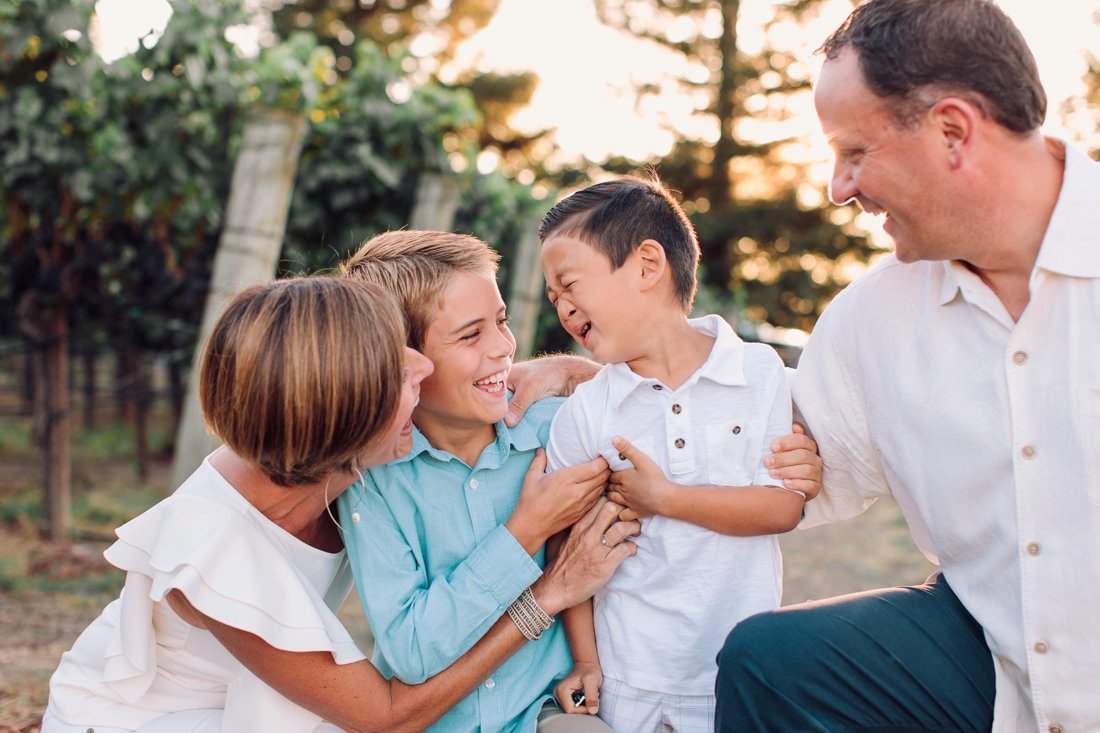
[1021, 445, 1036, 459]
[652, 384, 663, 391]
[1034, 641, 1049, 654]
[1027, 542, 1041, 556]
[1049, 725, 1064, 733]
[1012, 351, 1027, 365]
[484, 678, 495, 689]
[468, 478, 479, 490]
[674, 438, 686, 449]
[671, 404, 682, 414]
[731, 426, 742, 435]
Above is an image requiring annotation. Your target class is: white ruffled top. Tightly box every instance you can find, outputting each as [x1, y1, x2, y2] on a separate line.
[45, 456, 366, 732]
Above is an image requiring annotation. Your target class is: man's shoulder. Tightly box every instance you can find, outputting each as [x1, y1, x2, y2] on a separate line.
[822, 254, 938, 317]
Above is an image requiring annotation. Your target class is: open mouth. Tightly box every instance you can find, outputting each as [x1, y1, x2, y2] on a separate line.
[474, 368, 510, 396]
[578, 323, 591, 342]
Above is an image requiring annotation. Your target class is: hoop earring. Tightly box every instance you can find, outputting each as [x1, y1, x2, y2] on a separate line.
[349, 469, 365, 524]
[323, 474, 346, 534]
[323, 469, 367, 534]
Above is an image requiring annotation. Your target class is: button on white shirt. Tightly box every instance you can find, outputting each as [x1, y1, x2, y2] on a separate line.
[794, 140, 1100, 732]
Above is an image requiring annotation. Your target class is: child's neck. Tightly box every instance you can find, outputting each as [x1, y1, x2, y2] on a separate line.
[414, 414, 497, 468]
[625, 318, 714, 391]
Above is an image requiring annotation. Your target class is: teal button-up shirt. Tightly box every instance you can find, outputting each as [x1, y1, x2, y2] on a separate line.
[339, 397, 570, 732]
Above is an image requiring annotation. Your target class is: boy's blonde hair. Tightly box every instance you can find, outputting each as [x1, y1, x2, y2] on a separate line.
[341, 230, 501, 350]
[199, 277, 406, 486]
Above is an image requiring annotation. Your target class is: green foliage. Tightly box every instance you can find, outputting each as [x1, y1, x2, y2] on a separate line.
[592, 0, 876, 333]
[280, 40, 484, 272]
[0, 0, 542, 347]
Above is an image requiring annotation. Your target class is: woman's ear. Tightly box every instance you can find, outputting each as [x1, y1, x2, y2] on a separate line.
[636, 239, 667, 291]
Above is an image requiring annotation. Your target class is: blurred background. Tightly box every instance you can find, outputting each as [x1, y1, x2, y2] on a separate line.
[1, 0, 1098, 728]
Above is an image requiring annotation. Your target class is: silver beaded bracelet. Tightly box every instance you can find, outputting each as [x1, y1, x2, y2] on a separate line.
[506, 586, 554, 641]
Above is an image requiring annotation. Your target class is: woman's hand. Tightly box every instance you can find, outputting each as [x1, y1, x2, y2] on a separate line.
[534, 497, 639, 615]
[554, 661, 603, 716]
[764, 423, 822, 500]
[506, 449, 610, 555]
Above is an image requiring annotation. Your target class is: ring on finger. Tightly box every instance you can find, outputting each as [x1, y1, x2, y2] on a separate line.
[600, 534, 613, 548]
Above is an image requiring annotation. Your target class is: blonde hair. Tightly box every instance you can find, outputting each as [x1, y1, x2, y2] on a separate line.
[199, 277, 406, 486]
[341, 230, 500, 350]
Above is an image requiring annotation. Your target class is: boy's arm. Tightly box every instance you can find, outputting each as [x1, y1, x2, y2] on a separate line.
[554, 598, 603, 716]
[607, 434, 805, 535]
[345, 482, 541, 684]
[608, 359, 807, 535]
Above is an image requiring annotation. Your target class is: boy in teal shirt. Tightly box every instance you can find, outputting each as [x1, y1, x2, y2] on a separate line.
[338, 230, 614, 733]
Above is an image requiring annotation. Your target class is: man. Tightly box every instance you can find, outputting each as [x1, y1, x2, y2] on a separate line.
[713, 1, 1100, 731]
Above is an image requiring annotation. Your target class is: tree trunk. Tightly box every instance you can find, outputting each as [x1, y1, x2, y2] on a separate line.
[133, 355, 149, 481]
[43, 302, 71, 541]
[170, 109, 309, 489]
[82, 345, 97, 430]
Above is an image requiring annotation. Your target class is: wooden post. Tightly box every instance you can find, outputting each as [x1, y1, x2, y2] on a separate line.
[409, 173, 459, 231]
[506, 223, 545, 361]
[170, 109, 308, 489]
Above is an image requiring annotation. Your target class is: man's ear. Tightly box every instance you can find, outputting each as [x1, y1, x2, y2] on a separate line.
[930, 96, 979, 169]
[636, 239, 667, 291]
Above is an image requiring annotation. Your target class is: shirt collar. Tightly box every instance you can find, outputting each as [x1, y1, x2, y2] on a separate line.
[937, 138, 1100, 306]
[391, 411, 544, 466]
[604, 314, 747, 410]
[1034, 139, 1100, 278]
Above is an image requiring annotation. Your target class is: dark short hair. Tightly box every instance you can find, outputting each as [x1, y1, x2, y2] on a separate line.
[818, 0, 1045, 133]
[199, 277, 406, 486]
[538, 175, 700, 313]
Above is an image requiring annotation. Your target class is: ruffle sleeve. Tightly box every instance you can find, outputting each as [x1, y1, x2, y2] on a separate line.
[100, 493, 365, 701]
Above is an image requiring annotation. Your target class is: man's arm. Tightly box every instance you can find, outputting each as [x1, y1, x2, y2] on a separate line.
[505, 354, 600, 427]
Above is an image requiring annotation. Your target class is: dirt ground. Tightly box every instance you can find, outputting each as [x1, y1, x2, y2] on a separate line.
[0, 465, 933, 732]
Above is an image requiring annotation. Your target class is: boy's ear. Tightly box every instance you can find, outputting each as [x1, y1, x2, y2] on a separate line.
[636, 239, 666, 292]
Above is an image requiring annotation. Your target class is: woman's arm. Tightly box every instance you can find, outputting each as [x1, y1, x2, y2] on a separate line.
[173, 498, 639, 733]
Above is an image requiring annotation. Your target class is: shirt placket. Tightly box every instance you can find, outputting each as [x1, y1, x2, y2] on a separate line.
[657, 383, 694, 476]
[463, 464, 507, 729]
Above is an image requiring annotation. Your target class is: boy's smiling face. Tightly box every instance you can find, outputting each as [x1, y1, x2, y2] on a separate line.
[541, 232, 639, 364]
[414, 270, 516, 438]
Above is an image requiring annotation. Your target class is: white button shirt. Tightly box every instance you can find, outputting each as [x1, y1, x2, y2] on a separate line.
[794, 140, 1100, 733]
[546, 314, 792, 696]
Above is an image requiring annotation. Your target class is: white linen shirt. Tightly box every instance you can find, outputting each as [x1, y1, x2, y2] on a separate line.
[794, 140, 1100, 733]
[546, 314, 792, 696]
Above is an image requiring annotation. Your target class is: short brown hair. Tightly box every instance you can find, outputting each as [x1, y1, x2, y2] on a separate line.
[340, 230, 500, 350]
[818, 0, 1045, 133]
[199, 276, 406, 486]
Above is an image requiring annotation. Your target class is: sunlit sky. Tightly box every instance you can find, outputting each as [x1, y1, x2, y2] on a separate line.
[97, 0, 1100, 164]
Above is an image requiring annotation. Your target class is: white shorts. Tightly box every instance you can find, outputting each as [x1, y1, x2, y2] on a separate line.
[598, 678, 715, 733]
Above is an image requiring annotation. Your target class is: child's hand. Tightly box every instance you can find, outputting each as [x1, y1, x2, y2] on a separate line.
[764, 423, 822, 500]
[605, 436, 671, 518]
[554, 662, 603, 715]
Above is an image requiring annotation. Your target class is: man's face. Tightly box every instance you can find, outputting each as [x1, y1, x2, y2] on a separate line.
[813, 48, 953, 263]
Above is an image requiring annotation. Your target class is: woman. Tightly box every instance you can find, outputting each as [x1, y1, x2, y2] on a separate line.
[42, 276, 638, 733]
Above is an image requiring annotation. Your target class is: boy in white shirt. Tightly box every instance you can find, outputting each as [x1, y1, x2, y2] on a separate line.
[540, 175, 807, 732]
